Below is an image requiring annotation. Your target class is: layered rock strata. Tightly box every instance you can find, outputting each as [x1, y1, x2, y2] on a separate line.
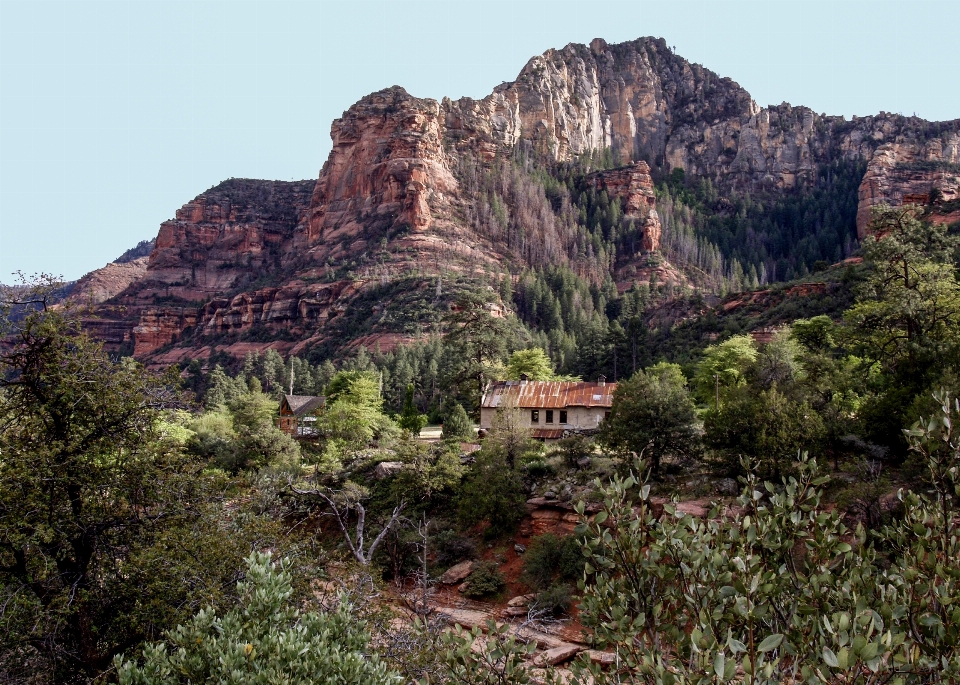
[71, 257, 150, 305]
[856, 134, 960, 237]
[77, 36, 958, 363]
[585, 161, 661, 252]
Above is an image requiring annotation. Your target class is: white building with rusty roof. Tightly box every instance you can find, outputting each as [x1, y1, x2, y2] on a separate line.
[479, 377, 616, 440]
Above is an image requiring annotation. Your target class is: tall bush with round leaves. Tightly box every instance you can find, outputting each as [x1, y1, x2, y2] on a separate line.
[570, 445, 960, 683]
[115, 552, 400, 685]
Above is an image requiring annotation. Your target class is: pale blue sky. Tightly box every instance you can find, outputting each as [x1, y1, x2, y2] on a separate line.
[1, 0, 958, 281]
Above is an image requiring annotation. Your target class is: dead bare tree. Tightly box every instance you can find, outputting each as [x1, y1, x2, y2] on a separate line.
[515, 601, 564, 643]
[410, 515, 434, 616]
[291, 484, 404, 566]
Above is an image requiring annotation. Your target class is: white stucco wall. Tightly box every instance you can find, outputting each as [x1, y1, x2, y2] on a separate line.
[479, 406, 608, 431]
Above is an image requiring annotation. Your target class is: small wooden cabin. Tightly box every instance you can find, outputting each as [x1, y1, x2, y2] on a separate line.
[277, 394, 325, 436]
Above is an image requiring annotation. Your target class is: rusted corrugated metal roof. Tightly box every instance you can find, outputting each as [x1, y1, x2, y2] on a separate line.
[481, 380, 616, 409]
[532, 428, 566, 440]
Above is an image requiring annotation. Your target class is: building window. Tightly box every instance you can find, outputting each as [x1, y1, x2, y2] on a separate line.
[545, 410, 554, 424]
[531, 410, 539, 423]
[604, 411, 611, 421]
[559, 410, 567, 424]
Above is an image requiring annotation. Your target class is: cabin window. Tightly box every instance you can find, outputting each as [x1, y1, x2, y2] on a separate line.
[604, 411, 611, 421]
[531, 410, 539, 423]
[559, 410, 567, 424]
[546, 410, 554, 424]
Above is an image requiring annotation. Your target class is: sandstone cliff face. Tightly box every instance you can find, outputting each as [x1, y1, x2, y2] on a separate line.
[448, 37, 957, 204]
[197, 280, 360, 337]
[148, 179, 316, 298]
[125, 279, 366, 358]
[132, 307, 199, 357]
[856, 134, 960, 237]
[83, 36, 958, 364]
[290, 88, 459, 266]
[71, 257, 150, 305]
[585, 161, 661, 252]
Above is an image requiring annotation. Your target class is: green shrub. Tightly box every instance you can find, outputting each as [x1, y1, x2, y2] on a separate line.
[703, 384, 824, 479]
[523, 458, 555, 479]
[520, 533, 585, 591]
[398, 384, 428, 436]
[555, 434, 592, 468]
[441, 402, 475, 441]
[431, 529, 477, 569]
[571, 428, 960, 683]
[430, 620, 548, 684]
[533, 583, 573, 616]
[458, 447, 526, 539]
[463, 561, 506, 598]
[187, 410, 236, 465]
[116, 552, 400, 684]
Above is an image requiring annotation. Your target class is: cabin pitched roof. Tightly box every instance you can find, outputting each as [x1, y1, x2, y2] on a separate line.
[481, 380, 615, 410]
[281, 394, 325, 416]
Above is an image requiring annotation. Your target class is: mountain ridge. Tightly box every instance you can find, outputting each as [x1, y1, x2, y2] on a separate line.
[72, 35, 960, 366]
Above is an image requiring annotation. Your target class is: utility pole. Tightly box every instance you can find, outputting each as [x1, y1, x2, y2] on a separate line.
[714, 373, 720, 412]
[289, 365, 294, 396]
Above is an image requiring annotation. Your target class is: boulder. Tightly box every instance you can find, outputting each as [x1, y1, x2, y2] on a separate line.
[716, 478, 739, 496]
[439, 560, 475, 585]
[675, 500, 711, 518]
[372, 461, 404, 479]
[587, 650, 616, 667]
[438, 608, 493, 631]
[533, 643, 582, 666]
[507, 594, 536, 607]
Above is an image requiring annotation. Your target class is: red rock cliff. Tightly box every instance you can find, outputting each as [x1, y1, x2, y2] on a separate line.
[79, 36, 959, 364]
[856, 134, 960, 237]
[585, 161, 661, 252]
[290, 87, 459, 267]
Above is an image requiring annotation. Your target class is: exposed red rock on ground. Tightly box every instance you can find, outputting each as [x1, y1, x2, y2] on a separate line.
[928, 209, 960, 226]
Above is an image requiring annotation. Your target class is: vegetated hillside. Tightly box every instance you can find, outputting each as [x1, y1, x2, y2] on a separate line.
[642, 258, 865, 370]
[74, 36, 959, 368]
[7, 188, 960, 683]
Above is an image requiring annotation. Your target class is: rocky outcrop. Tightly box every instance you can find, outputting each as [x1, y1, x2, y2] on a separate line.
[290, 88, 460, 266]
[80, 36, 958, 364]
[196, 280, 358, 336]
[81, 308, 142, 348]
[71, 257, 150, 305]
[585, 161, 657, 216]
[114, 239, 155, 264]
[446, 39, 952, 188]
[856, 134, 960, 237]
[132, 307, 199, 357]
[148, 179, 316, 298]
[448, 37, 958, 226]
[586, 160, 661, 251]
[127, 280, 363, 358]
